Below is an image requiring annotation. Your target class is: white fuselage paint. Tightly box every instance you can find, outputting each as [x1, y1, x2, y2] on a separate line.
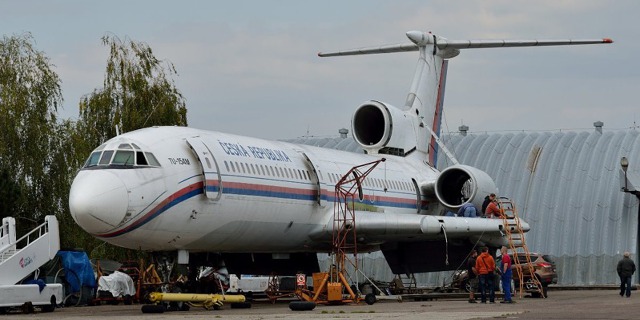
[69, 126, 439, 253]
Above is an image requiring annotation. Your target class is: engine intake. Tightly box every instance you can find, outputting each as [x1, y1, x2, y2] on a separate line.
[351, 100, 415, 154]
[433, 165, 497, 212]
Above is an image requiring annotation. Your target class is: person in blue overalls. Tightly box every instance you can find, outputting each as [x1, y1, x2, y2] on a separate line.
[500, 246, 514, 303]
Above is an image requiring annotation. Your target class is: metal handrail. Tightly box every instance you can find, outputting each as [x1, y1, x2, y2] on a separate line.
[0, 220, 49, 258]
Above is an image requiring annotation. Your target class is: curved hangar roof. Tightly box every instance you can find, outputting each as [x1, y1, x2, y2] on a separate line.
[284, 126, 640, 285]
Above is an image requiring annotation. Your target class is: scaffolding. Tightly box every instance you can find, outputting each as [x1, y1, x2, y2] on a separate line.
[296, 158, 385, 304]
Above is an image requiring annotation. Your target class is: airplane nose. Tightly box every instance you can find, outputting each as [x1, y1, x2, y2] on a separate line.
[69, 170, 129, 235]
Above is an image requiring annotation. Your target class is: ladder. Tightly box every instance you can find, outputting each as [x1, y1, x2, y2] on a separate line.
[391, 274, 418, 294]
[498, 198, 545, 298]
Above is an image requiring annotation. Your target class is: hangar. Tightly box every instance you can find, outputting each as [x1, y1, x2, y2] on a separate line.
[285, 122, 640, 286]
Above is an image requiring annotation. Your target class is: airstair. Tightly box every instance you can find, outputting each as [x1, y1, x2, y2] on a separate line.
[498, 198, 545, 298]
[0, 215, 63, 312]
[0, 216, 60, 285]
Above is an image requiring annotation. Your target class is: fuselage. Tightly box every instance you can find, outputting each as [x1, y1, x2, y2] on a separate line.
[69, 126, 441, 252]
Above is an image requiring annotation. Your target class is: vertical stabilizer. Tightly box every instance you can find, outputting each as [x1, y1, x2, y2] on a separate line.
[402, 31, 459, 162]
[319, 32, 612, 163]
[429, 60, 448, 165]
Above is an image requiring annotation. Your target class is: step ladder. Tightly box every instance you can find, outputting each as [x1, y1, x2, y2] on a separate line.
[391, 273, 418, 294]
[498, 198, 545, 298]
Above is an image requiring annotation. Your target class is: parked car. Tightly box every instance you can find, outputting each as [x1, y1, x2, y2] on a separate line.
[451, 252, 557, 297]
[506, 252, 558, 297]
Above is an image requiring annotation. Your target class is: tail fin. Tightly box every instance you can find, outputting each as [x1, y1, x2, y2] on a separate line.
[319, 32, 612, 163]
[429, 59, 448, 165]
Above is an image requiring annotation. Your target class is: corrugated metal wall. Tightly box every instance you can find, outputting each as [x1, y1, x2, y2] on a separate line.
[288, 128, 640, 285]
[438, 129, 640, 285]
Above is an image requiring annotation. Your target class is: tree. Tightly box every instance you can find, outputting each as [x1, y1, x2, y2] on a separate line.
[70, 35, 188, 258]
[78, 34, 187, 147]
[0, 33, 62, 227]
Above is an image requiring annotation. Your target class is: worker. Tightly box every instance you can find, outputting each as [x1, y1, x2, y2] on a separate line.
[457, 202, 478, 218]
[485, 199, 503, 218]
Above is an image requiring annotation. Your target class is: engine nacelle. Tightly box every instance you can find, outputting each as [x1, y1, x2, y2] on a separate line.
[351, 100, 416, 155]
[433, 164, 497, 213]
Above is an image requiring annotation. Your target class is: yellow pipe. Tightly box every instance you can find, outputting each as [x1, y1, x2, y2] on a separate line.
[148, 292, 245, 304]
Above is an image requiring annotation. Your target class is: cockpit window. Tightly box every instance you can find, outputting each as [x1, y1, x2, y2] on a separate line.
[136, 151, 148, 165]
[85, 151, 102, 167]
[112, 150, 135, 166]
[82, 142, 162, 169]
[99, 150, 114, 165]
[145, 152, 160, 166]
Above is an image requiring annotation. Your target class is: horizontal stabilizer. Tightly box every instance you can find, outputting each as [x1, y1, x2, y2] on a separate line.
[318, 30, 613, 57]
[437, 38, 613, 49]
[318, 43, 419, 57]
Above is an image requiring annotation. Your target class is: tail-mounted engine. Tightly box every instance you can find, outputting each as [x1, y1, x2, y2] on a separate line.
[432, 164, 497, 212]
[351, 100, 417, 156]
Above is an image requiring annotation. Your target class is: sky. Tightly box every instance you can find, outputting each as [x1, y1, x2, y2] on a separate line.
[1, 0, 638, 140]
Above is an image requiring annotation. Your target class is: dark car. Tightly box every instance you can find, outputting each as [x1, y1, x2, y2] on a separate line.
[450, 268, 500, 293]
[451, 252, 558, 297]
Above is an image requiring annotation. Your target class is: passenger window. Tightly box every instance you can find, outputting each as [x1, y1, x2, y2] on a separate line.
[230, 162, 236, 172]
[99, 150, 114, 165]
[224, 161, 229, 172]
[112, 150, 135, 166]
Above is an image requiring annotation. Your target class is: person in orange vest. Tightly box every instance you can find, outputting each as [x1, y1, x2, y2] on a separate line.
[475, 246, 496, 303]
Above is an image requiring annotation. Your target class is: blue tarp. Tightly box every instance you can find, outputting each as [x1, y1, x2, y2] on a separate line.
[56, 251, 96, 292]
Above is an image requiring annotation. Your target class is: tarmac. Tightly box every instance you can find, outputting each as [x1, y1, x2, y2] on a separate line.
[3, 289, 640, 320]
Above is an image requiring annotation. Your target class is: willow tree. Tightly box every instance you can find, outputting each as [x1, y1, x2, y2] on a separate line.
[71, 35, 188, 258]
[0, 33, 62, 227]
[78, 35, 188, 148]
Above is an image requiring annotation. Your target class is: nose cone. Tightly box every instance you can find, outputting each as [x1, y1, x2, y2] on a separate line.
[69, 170, 129, 235]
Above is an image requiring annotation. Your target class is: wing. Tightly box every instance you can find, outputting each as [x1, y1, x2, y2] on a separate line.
[310, 211, 528, 273]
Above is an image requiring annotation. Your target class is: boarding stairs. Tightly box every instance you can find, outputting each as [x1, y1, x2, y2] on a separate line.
[498, 198, 544, 298]
[0, 216, 60, 285]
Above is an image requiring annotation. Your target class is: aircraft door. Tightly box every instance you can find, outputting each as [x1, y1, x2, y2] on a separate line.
[186, 137, 222, 201]
[300, 152, 325, 207]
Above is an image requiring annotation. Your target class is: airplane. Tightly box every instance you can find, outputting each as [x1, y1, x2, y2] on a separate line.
[69, 31, 611, 282]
